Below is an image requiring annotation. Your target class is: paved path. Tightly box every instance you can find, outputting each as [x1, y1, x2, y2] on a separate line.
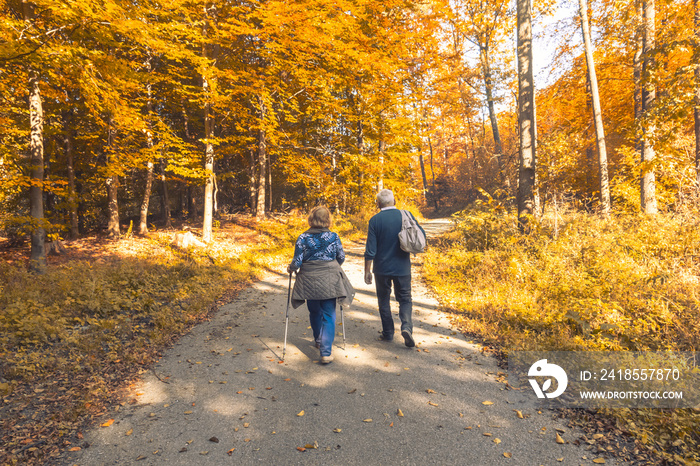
[63, 218, 625, 465]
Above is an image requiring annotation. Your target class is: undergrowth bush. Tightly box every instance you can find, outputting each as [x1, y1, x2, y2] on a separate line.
[423, 203, 700, 464]
[0, 215, 305, 465]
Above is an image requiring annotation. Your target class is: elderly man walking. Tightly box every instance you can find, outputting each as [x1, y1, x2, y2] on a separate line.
[364, 189, 425, 347]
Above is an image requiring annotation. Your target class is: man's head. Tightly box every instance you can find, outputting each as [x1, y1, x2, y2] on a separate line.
[376, 189, 395, 209]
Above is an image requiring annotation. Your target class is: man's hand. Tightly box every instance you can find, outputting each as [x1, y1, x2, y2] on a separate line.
[364, 271, 373, 285]
[364, 259, 373, 285]
[287, 264, 294, 274]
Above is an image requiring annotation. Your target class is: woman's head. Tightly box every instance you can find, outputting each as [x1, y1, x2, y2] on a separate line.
[308, 205, 332, 229]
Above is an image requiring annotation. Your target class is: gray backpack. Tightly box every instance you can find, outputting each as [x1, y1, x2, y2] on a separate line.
[398, 210, 426, 254]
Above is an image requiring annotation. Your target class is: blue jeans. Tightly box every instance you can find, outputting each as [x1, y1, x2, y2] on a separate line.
[374, 274, 413, 338]
[307, 298, 337, 357]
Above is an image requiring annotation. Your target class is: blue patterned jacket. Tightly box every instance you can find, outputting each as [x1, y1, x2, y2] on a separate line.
[289, 228, 345, 272]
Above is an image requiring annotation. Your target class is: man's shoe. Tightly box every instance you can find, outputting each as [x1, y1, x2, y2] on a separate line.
[315, 341, 320, 349]
[320, 355, 334, 364]
[378, 334, 393, 342]
[401, 330, 415, 348]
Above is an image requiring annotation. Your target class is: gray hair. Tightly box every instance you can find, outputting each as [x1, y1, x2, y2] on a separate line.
[376, 189, 395, 208]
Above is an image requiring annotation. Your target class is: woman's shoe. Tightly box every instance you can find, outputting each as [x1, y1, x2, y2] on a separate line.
[320, 355, 334, 364]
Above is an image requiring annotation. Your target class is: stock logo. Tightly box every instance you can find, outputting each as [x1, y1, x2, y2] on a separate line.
[528, 359, 568, 399]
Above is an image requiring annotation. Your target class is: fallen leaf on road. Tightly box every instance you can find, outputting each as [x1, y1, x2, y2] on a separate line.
[515, 410, 524, 419]
[426, 389, 436, 394]
[243, 423, 250, 428]
[200, 451, 208, 455]
[304, 442, 319, 449]
[297, 447, 306, 452]
[556, 433, 565, 444]
[348, 388, 357, 394]
[136, 455, 146, 461]
[227, 448, 235, 455]
[592, 459, 606, 464]
[333, 428, 342, 433]
[494, 438, 501, 444]
[68, 447, 81, 452]
[363, 419, 372, 422]
[297, 410, 305, 417]
[593, 434, 604, 440]
[125, 429, 133, 436]
[482, 401, 493, 406]
[397, 408, 404, 417]
[503, 452, 512, 458]
[483, 433, 492, 437]
[284, 378, 291, 381]
[101, 419, 115, 427]
[179, 448, 187, 453]
[184, 411, 193, 414]
[209, 437, 219, 443]
[428, 401, 438, 407]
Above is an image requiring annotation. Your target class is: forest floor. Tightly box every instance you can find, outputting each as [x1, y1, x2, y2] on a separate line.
[56, 219, 630, 466]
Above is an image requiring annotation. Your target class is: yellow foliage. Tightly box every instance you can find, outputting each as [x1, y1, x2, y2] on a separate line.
[423, 207, 700, 463]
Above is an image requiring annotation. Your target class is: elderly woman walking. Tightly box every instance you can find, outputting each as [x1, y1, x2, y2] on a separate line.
[287, 206, 354, 364]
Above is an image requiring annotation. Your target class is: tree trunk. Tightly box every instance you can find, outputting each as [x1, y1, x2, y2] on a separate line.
[356, 119, 364, 204]
[578, 0, 611, 216]
[640, 0, 657, 214]
[139, 72, 155, 235]
[266, 149, 272, 213]
[63, 101, 79, 239]
[202, 10, 215, 243]
[106, 116, 120, 239]
[695, 0, 700, 191]
[202, 82, 214, 242]
[418, 150, 429, 203]
[378, 140, 385, 191]
[160, 159, 172, 228]
[633, 0, 644, 127]
[249, 148, 257, 214]
[256, 97, 267, 219]
[28, 74, 46, 272]
[480, 44, 508, 189]
[427, 135, 438, 209]
[516, 0, 537, 229]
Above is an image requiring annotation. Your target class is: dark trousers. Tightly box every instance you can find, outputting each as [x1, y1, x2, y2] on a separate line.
[374, 274, 412, 337]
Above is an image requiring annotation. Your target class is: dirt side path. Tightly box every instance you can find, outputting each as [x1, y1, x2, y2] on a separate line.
[63, 218, 626, 465]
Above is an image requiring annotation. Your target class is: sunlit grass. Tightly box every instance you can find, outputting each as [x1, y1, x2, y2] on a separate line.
[423, 205, 700, 464]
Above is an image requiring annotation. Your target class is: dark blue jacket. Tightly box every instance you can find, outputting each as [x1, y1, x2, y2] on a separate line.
[364, 208, 424, 277]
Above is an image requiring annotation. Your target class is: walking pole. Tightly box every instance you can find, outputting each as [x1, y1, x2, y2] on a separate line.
[340, 303, 346, 351]
[282, 272, 292, 361]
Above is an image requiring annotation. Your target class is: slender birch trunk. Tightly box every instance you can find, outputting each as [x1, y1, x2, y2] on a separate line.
[640, 0, 657, 214]
[256, 96, 267, 219]
[106, 116, 120, 239]
[480, 44, 509, 189]
[139, 60, 155, 235]
[202, 6, 215, 242]
[578, 0, 611, 216]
